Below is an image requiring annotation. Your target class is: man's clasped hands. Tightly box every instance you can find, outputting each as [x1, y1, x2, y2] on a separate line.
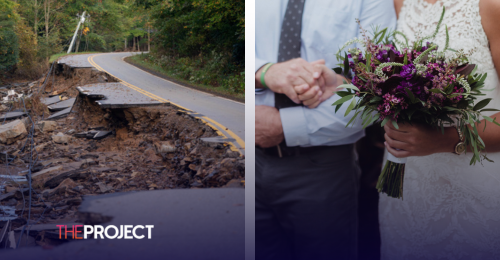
[255, 58, 342, 148]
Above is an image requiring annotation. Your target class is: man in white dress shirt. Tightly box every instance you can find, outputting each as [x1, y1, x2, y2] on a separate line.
[255, 0, 396, 259]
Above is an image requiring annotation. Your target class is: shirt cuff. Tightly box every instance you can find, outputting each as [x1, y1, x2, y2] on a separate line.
[279, 106, 310, 147]
[255, 58, 269, 73]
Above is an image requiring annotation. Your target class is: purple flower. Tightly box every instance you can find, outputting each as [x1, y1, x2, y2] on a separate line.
[400, 64, 416, 80]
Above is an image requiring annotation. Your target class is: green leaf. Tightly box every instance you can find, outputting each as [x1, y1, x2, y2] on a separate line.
[369, 96, 383, 103]
[471, 65, 478, 76]
[479, 73, 488, 84]
[443, 25, 449, 52]
[468, 128, 479, 157]
[336, 91, 352, 97]
[407, 109, 416, 120]
[366, 53, 372, 72]
[346, 110, 361, 127]
[474, 125, 485, 147]
[428, 88, 445, 94]
[473, 98, 492, 111]
[335, 104, 342, 113]
[403, 52, 408, 65]
[483, 116, 500, 127]
[405, 88, 416, 103]
[363, 114, 373, 129]
[333, 67, 343, 75]
[337, 84, 360, 92]
[381, 117, 390, 127]
[370, 113, 381, 125]
[344, 97, 357, 116]
[361, 109, 372, 126]
[376, 28, 387, 44]
[344, 52, 349, 77]
[444, 106, 460, 111]
[332, 94, 354, 106]
[479, 108, 500, 112]
[444, 83, 455, 94]
[391, 120, 399, 130]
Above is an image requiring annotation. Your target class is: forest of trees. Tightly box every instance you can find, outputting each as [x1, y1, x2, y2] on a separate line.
[0, 0, 244, 95]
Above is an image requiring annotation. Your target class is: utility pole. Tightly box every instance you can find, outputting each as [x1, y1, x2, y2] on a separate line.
[67, 11, 88, 54]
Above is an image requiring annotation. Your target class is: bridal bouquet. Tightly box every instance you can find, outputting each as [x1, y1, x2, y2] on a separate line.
[333, 8, 500, 199]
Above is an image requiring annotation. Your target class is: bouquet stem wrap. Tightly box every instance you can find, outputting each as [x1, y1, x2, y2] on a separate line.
[376, 153, 407, 199]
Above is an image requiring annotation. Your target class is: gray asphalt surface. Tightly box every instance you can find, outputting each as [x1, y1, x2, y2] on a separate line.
[58, 52, 245, 153]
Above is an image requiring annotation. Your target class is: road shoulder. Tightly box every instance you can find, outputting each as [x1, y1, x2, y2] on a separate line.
[124, 56, 245, 103]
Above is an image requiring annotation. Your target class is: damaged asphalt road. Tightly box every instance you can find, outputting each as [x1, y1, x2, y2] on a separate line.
[78, 52, 244, 154]
[0, 53, 245, 259]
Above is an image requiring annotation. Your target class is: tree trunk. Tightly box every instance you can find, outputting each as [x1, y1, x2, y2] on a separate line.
[85, 34, 89, 52]
[34, 0, 38, 35]
[132, 37, 136, 52]
[147, 24, 150, 52]
[44, 0, 50, 59]
[124, 38, 127, 51]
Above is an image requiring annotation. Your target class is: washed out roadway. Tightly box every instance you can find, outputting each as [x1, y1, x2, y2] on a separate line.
[58, 52, 245, 154]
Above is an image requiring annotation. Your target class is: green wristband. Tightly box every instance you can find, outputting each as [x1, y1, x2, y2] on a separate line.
[260, 63, 274, 88]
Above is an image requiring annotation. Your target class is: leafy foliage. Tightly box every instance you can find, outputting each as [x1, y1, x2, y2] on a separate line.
[0, 0, 20, 72]
[151, 0, 244, 64]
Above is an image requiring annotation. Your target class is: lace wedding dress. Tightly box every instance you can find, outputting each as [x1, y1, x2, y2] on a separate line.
[379, 0, 500, 259]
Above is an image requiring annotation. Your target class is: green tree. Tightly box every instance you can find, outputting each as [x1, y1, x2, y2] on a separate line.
[0, 0, 20, 72]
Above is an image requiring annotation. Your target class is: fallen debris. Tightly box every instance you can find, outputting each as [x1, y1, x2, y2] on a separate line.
[47, 107, 73, 120]
[41, 96, 62, 106]
[0, 206, 17, 221]
[0, 60, 245, 251]
[0, 119, 28, 144]
[52, 132, 72, 144]
[0, 111, 27, 120]
[154, 141, 176, 154]
[48, 98, 76, 112]
[75, 130, 112, 140]
[38, 121, 58, 132]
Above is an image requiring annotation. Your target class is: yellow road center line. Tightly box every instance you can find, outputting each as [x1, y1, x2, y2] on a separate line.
[202, 116, 245, 149]
[87, 54, 244, 152]
[198, 118, 240, 152]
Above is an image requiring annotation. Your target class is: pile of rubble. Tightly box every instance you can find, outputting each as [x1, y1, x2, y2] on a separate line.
[0, 63, 244, 248]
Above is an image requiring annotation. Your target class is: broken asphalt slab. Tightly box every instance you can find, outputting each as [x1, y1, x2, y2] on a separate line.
[48, 98, 76, 111]
[41, 96, 61, 106]
[47, 107, 73, 120]
[77, 83, 163, 108]
[0, 188, 244, 260]
[57, 55, 94, 68]
[74, 130, 112, 140]
[0, 111, 27, 120]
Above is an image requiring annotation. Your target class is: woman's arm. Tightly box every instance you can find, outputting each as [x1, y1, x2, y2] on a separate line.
[384, 0, 500, 157]
[477, 0, 500, 152]
[394, 0, 403, 19]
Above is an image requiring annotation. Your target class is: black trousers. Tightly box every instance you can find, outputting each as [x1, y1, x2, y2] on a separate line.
[255, 144, 360, 260]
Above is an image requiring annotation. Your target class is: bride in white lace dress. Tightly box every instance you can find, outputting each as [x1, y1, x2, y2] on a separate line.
[379, 0, 500, 259]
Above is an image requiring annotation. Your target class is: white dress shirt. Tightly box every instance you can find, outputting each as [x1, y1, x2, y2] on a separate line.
[256, 0, 396, 147]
